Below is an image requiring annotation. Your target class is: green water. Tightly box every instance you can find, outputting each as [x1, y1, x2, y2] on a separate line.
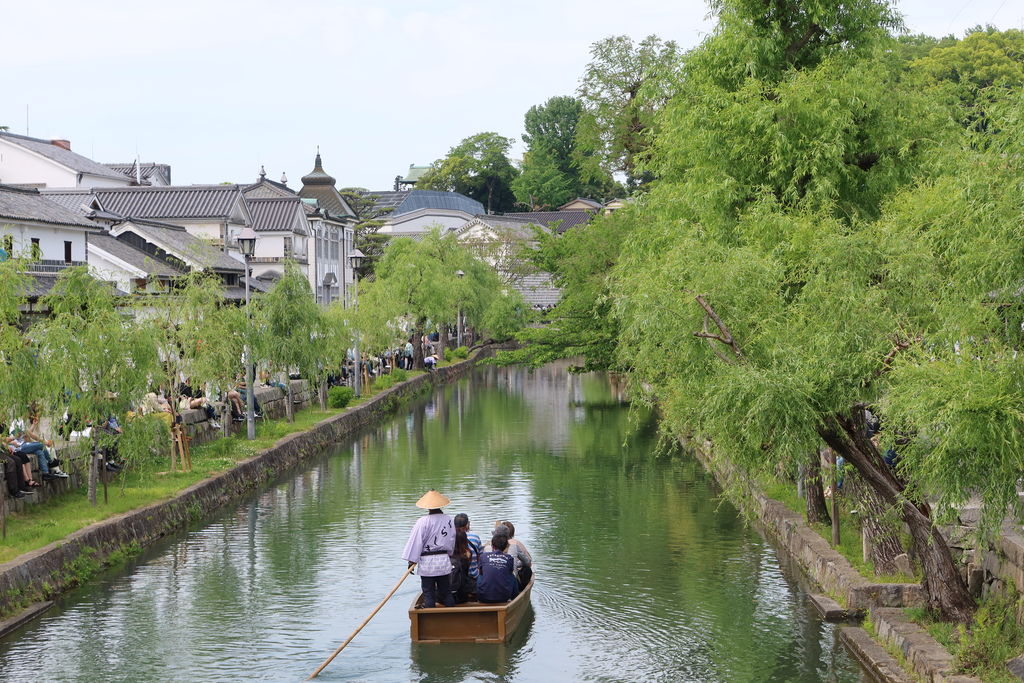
[0, 362, 864, 682]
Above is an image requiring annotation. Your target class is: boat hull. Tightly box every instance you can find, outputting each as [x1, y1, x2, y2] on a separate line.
[409, 576, 534, 643]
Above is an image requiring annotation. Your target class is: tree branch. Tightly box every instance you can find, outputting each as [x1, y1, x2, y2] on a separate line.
[693, 295, 745, 361]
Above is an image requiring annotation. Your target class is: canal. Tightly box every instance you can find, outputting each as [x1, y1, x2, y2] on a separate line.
[0, 363, 865, 682]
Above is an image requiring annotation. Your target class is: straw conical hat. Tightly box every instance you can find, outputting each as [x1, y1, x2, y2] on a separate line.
[416, 489, 451, 509]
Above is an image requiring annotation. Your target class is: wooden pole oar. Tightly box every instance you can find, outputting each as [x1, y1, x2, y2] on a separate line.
[307, 564, 416, 680]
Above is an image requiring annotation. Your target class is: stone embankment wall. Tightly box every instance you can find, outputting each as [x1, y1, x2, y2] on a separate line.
[0, 356, 486, 619]
[691, 445, 923, 612]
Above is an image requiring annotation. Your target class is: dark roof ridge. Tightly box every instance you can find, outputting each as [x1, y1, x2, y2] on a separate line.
[99, 184, 242, 192]
[0, 183, 41, 195]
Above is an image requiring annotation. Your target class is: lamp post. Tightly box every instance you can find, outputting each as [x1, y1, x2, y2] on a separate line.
[348, 248, 364, 398]
[455, 269, 465, 348]
[238, 227, 258, 441]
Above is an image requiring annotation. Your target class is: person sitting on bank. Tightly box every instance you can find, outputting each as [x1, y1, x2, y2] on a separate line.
[179, 378, 222, 429]
[402, 489, 456, 608]
[493, 520, 533, 587]
[477, 529, 519, 604]
[10, 409, 67, 480]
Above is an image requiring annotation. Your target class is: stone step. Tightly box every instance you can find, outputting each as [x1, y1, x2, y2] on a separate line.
[809, 593, 865, 622]
[871, 607, 982, 683]
[838, 626, 915, 683]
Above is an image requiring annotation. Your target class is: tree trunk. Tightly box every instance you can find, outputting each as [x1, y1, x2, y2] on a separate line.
[319, 381, 327, 411]
[283, 372, 294, 423]
[412, 320, 426, 369]
[438, 326, 449, 359]
[845, 470, 904, 576]
[88, 438, 98, 507]
[819, 409, 974, 623]
[803, 450, 831, 526]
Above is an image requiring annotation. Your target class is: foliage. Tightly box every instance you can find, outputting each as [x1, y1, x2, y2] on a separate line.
[576, 35, 683, 190]
[36, 267, 161, 504]
[418, 132, 520, 214]
[391, 368, 409, 382]
[444, 348, 453, 362]
[254, 261, 326, 388]
[453, 346, 469, 359]
[327, 385, 355, 409]
[373, 374, 396, 391]
[513, 96, 619, 208]
[340, 187, 393, 278]
[912, 27, 1024, 91]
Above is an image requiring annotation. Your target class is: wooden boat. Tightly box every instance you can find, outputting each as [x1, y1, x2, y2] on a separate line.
[408, 576, 534, 643]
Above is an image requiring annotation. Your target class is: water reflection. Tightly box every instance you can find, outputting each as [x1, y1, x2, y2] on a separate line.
[0, 362, 865, 682]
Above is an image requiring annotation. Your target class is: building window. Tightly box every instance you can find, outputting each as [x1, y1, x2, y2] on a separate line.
[30, 238, 41, 260]
[330, 239, 339, 260]
[64, 241, 72, 263]
[284, 236, 293, 258]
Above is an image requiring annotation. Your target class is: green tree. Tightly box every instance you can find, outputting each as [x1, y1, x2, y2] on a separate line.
[576, 35, 683, 191]
[514, 96, 619, 208]
[340, 187, 393, 279]
[253, 261, 325, 422]
[37, 267, 162, 505]
[418, 132, 519, 214]
[912, 26, 1024, 90]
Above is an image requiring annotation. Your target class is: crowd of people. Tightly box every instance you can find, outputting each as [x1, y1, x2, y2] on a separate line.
[403, 489, 533, 607]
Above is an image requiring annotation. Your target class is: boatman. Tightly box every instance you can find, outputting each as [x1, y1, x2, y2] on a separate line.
[402, 489, 456, 608]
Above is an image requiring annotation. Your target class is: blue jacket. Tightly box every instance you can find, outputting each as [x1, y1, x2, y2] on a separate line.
[477, 551, 518, 603]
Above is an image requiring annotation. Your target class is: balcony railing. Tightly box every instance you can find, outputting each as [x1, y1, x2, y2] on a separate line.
[248, 255, 308, 265]
[24, 259, 87, 273]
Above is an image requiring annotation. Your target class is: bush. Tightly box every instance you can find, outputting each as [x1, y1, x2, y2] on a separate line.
[444, 348, 453, 362]
[454, 346, 469, 359]
[374, 374, 396, 391]
[391, 368, 408, 382]
[328, 386, 355, 409]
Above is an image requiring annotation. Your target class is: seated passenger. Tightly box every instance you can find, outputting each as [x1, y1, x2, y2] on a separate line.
[477, 531, 519, 604]
[450, 524, 480, 604]
[494, 520, 533, 587]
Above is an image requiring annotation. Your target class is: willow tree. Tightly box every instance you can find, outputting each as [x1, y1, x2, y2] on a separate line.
[254, 261, 324, 421]
[37, 267, 161, 505]
[0, 254, 42, 421]
[138, 269, 234, 468]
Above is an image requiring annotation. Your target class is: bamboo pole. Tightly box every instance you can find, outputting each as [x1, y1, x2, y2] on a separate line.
[307, 565, 416, 679]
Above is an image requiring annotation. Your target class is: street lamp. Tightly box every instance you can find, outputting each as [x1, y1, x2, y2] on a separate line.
[238, 227, 258, 441]
[348, 248, 364, 398]
[456, 269, 465, 348]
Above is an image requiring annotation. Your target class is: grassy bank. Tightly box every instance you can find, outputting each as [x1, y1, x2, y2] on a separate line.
[906, 592, 1024, 683]
[0, 374, 425, 565]
[762, 479, 916, 584]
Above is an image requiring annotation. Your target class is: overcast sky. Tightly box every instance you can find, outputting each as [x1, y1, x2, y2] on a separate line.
[2, 0, 1020, 191]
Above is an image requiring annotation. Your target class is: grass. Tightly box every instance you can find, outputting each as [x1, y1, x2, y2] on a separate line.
[762, 479, 917, 584]
[906, 593, 1024, 683]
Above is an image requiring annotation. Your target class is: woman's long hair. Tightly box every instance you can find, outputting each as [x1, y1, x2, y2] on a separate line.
[454, 528, 469, 559]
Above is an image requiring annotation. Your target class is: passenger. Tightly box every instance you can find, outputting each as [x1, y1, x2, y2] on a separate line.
[454, 513, 482, 582]
[495, 520, 533, 587]
[477, 530, 519, 604]
[402, 489, 456, 608]
[450, 527, 475, 604]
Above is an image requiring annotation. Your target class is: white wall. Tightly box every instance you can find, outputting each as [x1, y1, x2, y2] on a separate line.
[0, 220, 89, 262]
[86, 246, 136, 292]
[379, 209, 473, 235]
[0, 141, 78, 188]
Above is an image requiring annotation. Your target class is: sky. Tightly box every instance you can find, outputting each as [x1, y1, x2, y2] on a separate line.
[2, 0, 1020, 191]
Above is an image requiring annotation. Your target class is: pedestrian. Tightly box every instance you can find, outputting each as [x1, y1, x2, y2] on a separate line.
[402, 489, 456, 608]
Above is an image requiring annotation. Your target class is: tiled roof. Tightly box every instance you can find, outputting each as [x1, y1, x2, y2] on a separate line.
[469, 215, 549, 241]
[26, 273, 128, 300]
[102, 162, 172, 185]
[115, 218, 244, 273]
[298, 184, 355, 219]
[400, 165, 430, 183]
[0, 132, 128, 181]
[367, 189, 484, 217]
[512, 272, 562, 308]
[88, 233, 184, 277]
[0, 185, 101, 229]
[558, 197, 603, 210]
[37, 189, 99, 214]
[247, 197, 308, 234]
[242, 178, 296, 199]
[95, 185, 245, 220]
[503, 210, 593, 234]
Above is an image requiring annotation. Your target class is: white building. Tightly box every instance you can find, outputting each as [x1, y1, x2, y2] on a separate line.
[0, 132, 132, 189]
[296, 153, 357, 305]
[371, 189, 483, 238]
